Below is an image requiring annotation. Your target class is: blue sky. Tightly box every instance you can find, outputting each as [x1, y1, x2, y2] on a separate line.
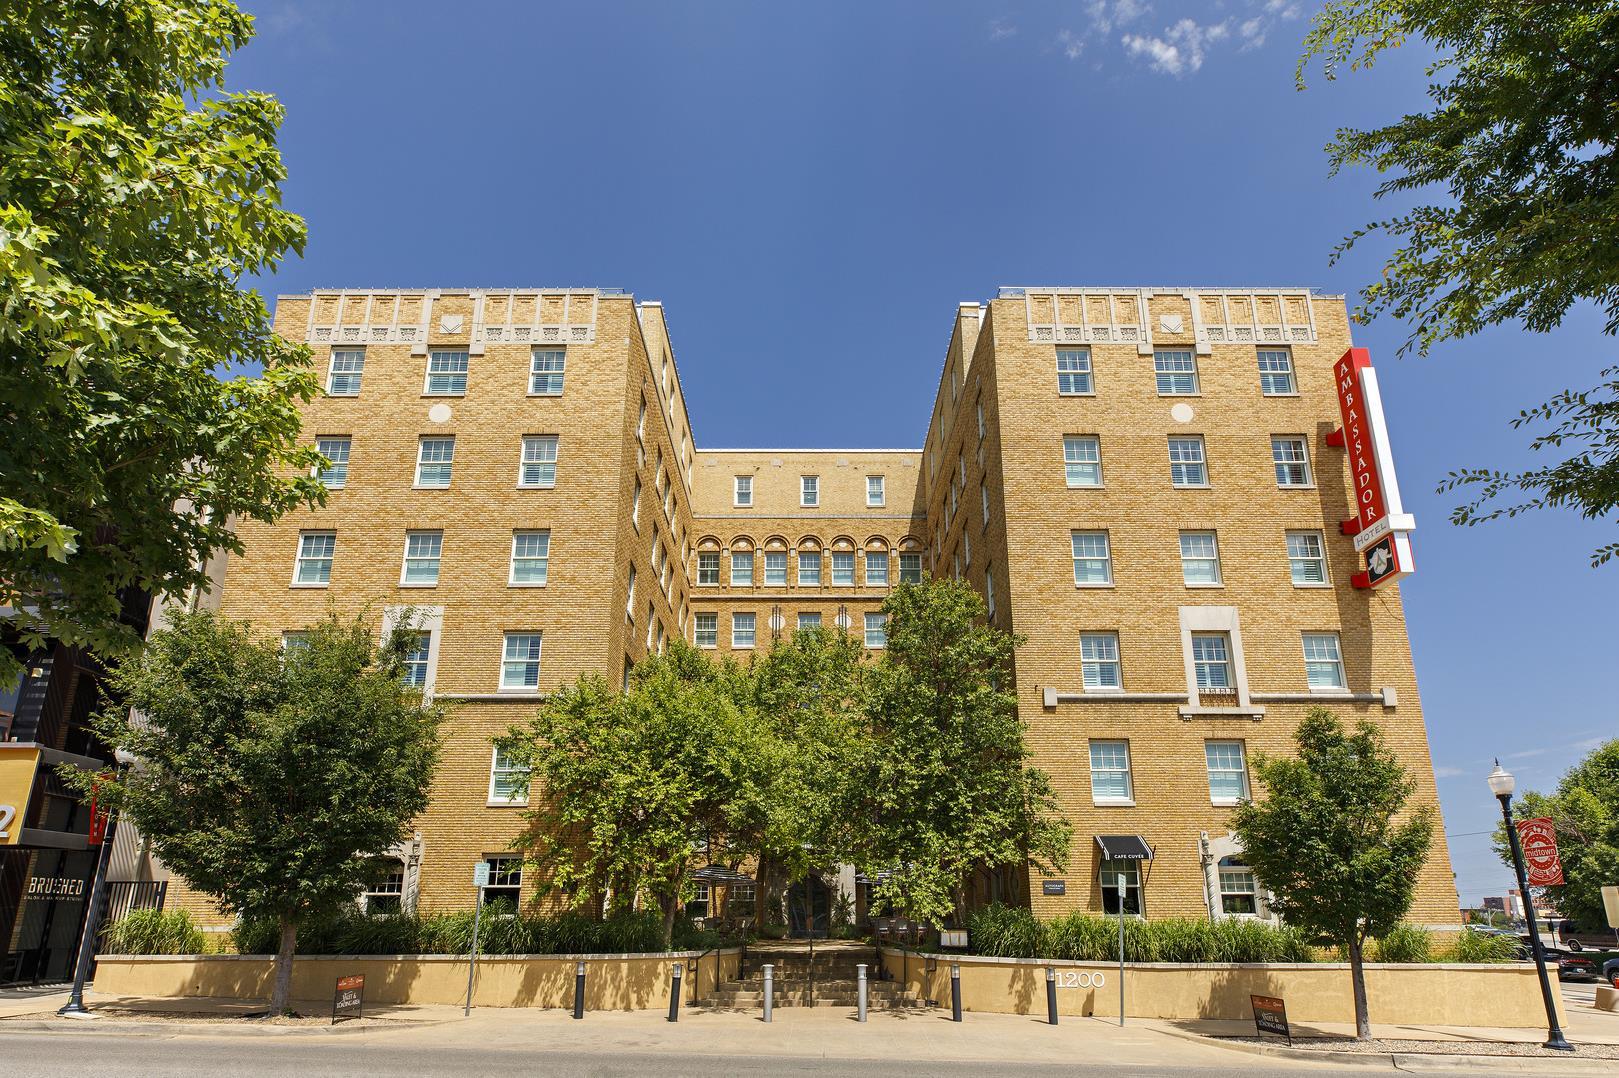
[232, 1, 1615, 906]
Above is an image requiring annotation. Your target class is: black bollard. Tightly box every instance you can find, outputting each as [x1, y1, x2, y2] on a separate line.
[573, 960, 586, 1019]
[950, 963, 962, 1022]
[667, 963, 682, 1022]
[1045, 967, 1058, 1025]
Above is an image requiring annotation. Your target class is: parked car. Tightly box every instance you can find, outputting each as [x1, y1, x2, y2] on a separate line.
[1548, 949, 1599, 982]
[1557, 920, 1619, 952]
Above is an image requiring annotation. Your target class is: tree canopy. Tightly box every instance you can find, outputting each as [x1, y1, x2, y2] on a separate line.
[84, 610, 443, 1014]
[1231, 709, 1433, 1039]
[1299, 1, 1619, 564]
[0, 0, 323, 682]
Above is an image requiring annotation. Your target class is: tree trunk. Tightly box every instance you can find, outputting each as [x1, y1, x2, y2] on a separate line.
[1346, 933, 1371, 1040]
[269, 915, 298, 1016]
[661, 893, 679, 950]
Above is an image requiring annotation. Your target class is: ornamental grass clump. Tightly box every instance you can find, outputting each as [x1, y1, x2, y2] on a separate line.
[101, 909, 206, 956]
[233, 907, 704, 956]
[1373, 922, 1433, 963]
[965, 903, 1319, 964]
[1446, 927, 1520, 964]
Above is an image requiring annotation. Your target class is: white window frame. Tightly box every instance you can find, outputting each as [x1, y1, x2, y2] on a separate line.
[1080, 632, 1122, 692]
[487, 745, 530, 805]
[797, 549, 821, 586]
[1063, 435, 1102, 488]
[732, 612, 756, 649]
[797, 611, 821, 631]
[1088, 740, 1134, 806]
[985, 571, 996, 620]
[1302, 632, 1347, 691]
[400, 530, 443, 587]
[697, 551, 720, 586]
[400, 630, 432, 689]
[1056, 348, 1093, 395]
[293, 531, 336, 587]
[625, 564, 636, 619]
[865, 550, 889, 587]
[1271, 436, 1313, 487]
[1286, 530, 1328, 586]
[763, 550, 788, 587]
[424, 349, 469, 396]
[415, 436, 455, 488]
[800, 475, 819, 508]
[867, 475, 885, 507]
[1071, 530, 1113, 587]
[830, 551, 855, 586]
[509, 530, 550, 587]
[733, 475, 753, 508]
[1192, 632, 1233, 690]
[898, 552, 923, 585]
[863, 612, 887, 649]
[326, 349, 365, 396]
[981, 483, 990, 527]
[730, 549, 753, 587]
[1257, 347, 1297, 396]
[315, 436, 351, 489]
[694, 612, 718, 648]
[1154, 349, 1199, 395]
[519, 435, 558, 489]
[1218, 858, 1259, 916]
[1168, 436, 1208, 488]
[1205, 741, 1250, 806]
[528, 348, 565, 396]
[631, 478, 642, 529]
[1179, 530, 1222, 587]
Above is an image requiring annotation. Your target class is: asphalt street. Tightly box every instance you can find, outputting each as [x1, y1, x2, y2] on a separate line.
[0, 1032, 1393, 1078]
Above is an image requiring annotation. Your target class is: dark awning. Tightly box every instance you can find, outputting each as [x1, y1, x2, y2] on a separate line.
[1095, 835, 1154, 861]
[690, 864, 755, 884]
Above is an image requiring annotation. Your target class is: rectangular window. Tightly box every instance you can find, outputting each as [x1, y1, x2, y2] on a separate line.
[976, 399, 986, 441]
[867, 475, 885, 507]
[1154, 349, 1199, 395]
[1080, 632, 1122, 691]
[985, 571, 996, 620]
[1179, 531, 1221, 586]
[863, 612, 887, 649]
[694, 613, 718, 648]
[425, 350, 469, 395]
[327, 349, 365, 396]
[637, 397, 646, 442]
[1303, 632, 1346, 690]
[730, 550, 753, 587]
[1056, 348, 1093, 395]
[1286, 531, 1327, 585]
[363, 861, 405, 913]
[1168, 436, 1207, 487]
[1071, 531, 1112, 586]
[519, 435, 558, 488]
[626, 564, 636, 618]
[963, 531, 971, 567]
[415, 437, 455, 487]
[1089, 740, 1133, 804]
[529, 348, 565, 395]
[1192, 632, 1232, 690]
[1257, 348, 1296, 395]
[697, 551, 720, 585]
[510, 530, 550, 586]
[500, 632, 542, 691]
[481, 855, 521, 908]
[295, 531, 335, 585]
[732, 612, 756, 649]
[899, 553, 923, 584]
[401, 631, 430, 688]
[1205, 741, 1250, 804]
[764, 551, 787, 586]
[281, 631, 310, 652]
[831, 551, 855, 586]
[1219, 862, 1258, 915]
[981, 483, 990, 527]
[316, 437, 351, 488]
[865, 551, 888, 587]
[798, 550, 821, 586]
[631, 478, 642, 528]
[1272, 436, 1312, 486]
[1100, 859, 1142, 915]
[733, 475, 752, 507]
[797, 611, 821, 631]
[401, 530, 443, 586]
[488, 746, 529, 804]
[801, 475, 819, 507]
[1063, 436, 1102, 488]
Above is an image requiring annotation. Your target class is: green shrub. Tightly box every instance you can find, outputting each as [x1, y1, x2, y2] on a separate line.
[102, 909, 205, 955]
[1447, 928, 1521, 964]
[1373, 923, 1433, 963]
[966, 903, 1043, 957]
[966, 907, 1319, 964]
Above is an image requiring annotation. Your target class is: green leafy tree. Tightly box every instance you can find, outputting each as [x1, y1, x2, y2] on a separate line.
[1231, 709, 1433, 1039]
[1299, 2, 1619, 564]
[1492, 738, 1619, 935]
[0, 0, 323, 682]
[80, 611, 443, 1015]
[854, 579, 1070, 926]
[502, 643, 776, 947]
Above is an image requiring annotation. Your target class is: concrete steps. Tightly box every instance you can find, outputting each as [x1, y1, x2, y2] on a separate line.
[695, 942, 930, 1010]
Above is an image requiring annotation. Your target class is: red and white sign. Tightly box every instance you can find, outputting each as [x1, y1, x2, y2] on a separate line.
[86, 772, 111, 847]
[1331, 348, 1416, 588]
[1517, 817, 1565, 887]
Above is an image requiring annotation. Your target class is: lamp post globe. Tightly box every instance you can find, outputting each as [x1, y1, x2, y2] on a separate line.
[1490, 759, 1571, 1052]
[1487, 760, 1515, 799]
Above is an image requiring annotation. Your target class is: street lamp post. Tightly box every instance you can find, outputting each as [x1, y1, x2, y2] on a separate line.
[1488, 761, 1572, 1052]
[59, 750, 135, 1018]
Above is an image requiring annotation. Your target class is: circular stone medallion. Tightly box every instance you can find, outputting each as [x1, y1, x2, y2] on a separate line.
[427, 403, 453, 424]
[1170, 402, 1195, 424]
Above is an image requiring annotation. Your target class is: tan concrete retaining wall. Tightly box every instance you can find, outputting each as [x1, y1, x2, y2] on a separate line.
[93, 948, 741, 1010]
[880, 949, 1563, 1027]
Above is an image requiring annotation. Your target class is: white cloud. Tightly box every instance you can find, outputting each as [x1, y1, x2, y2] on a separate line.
[1121, 18, 1230, 76]
[989, 17, 1017, 40]
[1433, 766, 1465, 779]
[1056, 28, 1085, 60]
[1088, 0, 1152, 33]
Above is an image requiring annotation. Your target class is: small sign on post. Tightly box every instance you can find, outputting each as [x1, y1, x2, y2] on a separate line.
[1602, 885, 1619, 930]
[1516, 817, 1565, 887]
[332, 974, 364, 1024]
[1251, 994, 1290, 1046]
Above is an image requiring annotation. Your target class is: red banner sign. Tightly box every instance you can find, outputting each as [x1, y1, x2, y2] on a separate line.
[1334, 348, 1388, 535]
[86, 772, 112, 847]
[1516, 817, 1565, 887]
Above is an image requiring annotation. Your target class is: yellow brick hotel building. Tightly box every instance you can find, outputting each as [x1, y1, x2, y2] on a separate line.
[160, 285, 1459, 931]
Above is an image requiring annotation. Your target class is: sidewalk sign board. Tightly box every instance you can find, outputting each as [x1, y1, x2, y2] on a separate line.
[1603, 885, 1619, 929]
[332, 974, 364, 1024]
[1251, 994, 1291, 1045]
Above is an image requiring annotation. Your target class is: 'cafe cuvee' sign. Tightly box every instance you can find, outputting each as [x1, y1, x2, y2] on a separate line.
[1330, 348, 1416, 589]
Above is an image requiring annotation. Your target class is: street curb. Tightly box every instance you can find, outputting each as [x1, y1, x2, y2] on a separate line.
[1151, 1024, 1616, 1074]
[0, 1013, 453, 1037]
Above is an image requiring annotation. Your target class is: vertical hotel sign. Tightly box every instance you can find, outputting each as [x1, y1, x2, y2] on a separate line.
[1332, 348, 1416, 588]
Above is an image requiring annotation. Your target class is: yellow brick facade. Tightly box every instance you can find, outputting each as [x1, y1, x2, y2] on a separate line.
[168, 285, 1457, 931]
